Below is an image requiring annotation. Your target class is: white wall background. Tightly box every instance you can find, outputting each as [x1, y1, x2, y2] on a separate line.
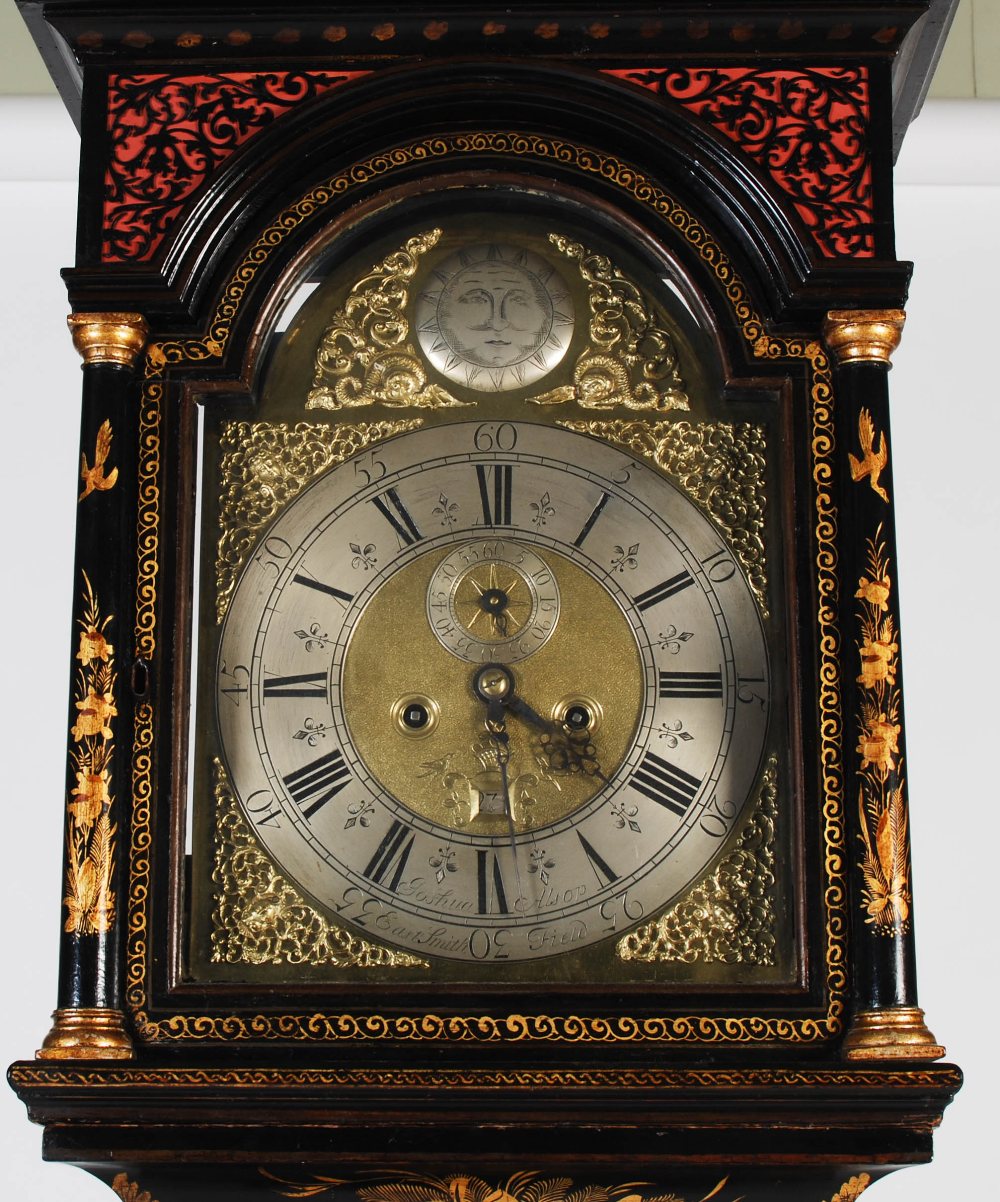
[0, 97, 994, 1202]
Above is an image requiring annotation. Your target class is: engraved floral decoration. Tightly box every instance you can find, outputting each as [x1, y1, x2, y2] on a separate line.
[262, 1170, 741, 1202]
[530, 234, 689, 411]
[102, 71, 369, 261]
[603, 66, 874, 258]
[561, 420, 768, 617]
[211, 760, 427, 969]
[65, 571, 118, 936]
[306, 231, 471, 411]
[618, 755, 777, 965]
[215, 419, 421, 621]
[417, 746, 541, 828]
[855, 529, 911, 935]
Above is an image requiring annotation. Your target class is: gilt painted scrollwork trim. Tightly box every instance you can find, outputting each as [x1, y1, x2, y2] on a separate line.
[126, 133, 847, 1045]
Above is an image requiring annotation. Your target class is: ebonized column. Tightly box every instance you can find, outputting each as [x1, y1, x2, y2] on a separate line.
[37, 312, 148, 1061]
[825, 309, 943, 1061]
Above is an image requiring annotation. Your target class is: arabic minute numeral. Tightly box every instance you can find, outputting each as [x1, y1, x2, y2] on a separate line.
[700, 794, 739, 838]
[473, 422, 518, 452]
[219, 661, 249, 705]
[701, 547, 737, 583]
[245, 788, 282, 829]
[254, 535, 292, 576]
[353, 450, 387, 486]
[738, 674, 768, 710]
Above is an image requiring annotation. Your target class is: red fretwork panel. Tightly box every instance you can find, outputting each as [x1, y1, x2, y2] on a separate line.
[102, 71, 371, 262]
[603, 66, 874, 258]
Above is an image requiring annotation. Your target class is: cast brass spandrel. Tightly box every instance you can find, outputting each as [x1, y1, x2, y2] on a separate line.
[530, 232, 690, 411]
[215, 418, 422, 622]
[559, 419, 768, 617]
[210, 759, 429, 969]
[618, 754, 777, 964]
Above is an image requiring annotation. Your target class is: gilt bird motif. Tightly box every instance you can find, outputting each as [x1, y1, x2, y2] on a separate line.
[79, 419, 119, 501]
[848, 408, 889, 502]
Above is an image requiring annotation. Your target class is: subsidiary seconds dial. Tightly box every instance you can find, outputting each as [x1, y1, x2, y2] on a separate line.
[217, 422, 770, 962]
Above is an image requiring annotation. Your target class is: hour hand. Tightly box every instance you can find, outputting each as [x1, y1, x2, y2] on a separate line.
[508, 695, 608, 784]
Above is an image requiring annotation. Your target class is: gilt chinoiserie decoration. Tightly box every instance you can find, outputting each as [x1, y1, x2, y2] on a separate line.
[9, 3, 960, 1201]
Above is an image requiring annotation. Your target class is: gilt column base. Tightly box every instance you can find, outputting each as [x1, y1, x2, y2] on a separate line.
[842, 1007, 944, 1061]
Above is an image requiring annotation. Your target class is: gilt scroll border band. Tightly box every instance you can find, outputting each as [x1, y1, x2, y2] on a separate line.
[126, 131, 846, 1044]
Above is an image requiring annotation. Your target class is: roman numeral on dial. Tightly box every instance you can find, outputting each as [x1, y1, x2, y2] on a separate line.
[293, 573, 354, 604]
[633, 570, 695, 612]
[631, 751, 702, 817]
[573, 491, 611, 547]
[282, 749, 351, 820]
[577, 831, 618, 886]
[658, 669, 723, 699]
[477, 849, 510, 914]
[371, 487, 423, 545]
[262, 672, 327, 699]
[476, 464, 513, 526]
[363, 819, 415, 891]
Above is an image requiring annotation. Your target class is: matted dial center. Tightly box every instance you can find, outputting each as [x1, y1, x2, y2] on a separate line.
[342, 542, 644, 834]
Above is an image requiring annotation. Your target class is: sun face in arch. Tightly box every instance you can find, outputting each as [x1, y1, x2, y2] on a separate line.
[415, 243, 575, 392]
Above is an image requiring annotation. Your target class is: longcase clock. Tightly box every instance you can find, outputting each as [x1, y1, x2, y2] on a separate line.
[9, 4, 962, 1202]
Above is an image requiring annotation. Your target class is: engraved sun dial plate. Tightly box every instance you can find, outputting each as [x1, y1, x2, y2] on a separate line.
[415, 243, 574, 392]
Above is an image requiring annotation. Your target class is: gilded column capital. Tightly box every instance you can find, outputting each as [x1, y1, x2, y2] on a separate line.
[67, 312, 150, 369]
[842, 1006, 944, 1061]
[823, 309, 905, 367]
[37, 1006, 134, 1061]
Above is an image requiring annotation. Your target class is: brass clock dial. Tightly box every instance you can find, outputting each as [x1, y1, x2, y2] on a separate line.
[217, 421, 770, 963]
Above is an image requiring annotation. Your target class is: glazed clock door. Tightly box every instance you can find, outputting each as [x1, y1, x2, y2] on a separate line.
[184, 199, 795, 999]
